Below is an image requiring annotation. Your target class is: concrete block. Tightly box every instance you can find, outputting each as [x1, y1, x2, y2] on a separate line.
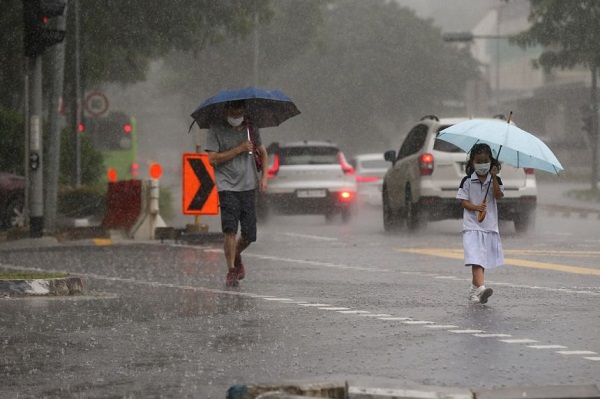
[473, 384, 600, 399]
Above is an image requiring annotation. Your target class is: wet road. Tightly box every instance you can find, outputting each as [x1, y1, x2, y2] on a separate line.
[1, 182, 599, 398]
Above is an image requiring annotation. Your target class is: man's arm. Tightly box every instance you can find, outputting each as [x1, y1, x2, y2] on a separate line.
[207, 141, 253, 166]
[257, 144, 269, 193]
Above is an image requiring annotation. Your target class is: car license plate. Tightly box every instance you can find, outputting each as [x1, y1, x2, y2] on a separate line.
[297, 189, 327, 198]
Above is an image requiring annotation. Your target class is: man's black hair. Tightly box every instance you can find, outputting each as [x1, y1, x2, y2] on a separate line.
[225, 100, 246, 109]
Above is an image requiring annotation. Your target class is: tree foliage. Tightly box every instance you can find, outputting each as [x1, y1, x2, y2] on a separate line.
[512, 0, 600, 72]
[170, 0, 479, 156]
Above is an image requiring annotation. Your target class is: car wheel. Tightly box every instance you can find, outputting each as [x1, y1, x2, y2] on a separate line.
[383, 190, 401, 232]
[514, 210, 536, 233]
[405, 189, 426, 232]
[324, 211, 335, 223]
[2, 195, 25, 230]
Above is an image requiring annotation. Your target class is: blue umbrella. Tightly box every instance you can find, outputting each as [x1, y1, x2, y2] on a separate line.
[437, 115, 564, 175]
[190, 87, 300, 129]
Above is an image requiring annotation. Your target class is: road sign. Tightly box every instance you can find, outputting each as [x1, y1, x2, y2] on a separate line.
[182, 153, 218, 215]
[84, 91, 109, 117]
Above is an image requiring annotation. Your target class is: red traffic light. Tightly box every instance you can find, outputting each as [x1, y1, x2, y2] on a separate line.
[123, 124, 132, 133]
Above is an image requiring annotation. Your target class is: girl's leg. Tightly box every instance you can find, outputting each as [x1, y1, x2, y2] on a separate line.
[472, 265, 485, 287]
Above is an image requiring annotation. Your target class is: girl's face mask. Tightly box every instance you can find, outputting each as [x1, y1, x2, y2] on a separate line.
[474, 162, 491, 176]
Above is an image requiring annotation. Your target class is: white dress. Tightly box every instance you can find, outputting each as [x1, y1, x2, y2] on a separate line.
[456, 173, 505, 269]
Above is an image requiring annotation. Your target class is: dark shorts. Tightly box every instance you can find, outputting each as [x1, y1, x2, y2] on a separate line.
[218, 190, 257, 242]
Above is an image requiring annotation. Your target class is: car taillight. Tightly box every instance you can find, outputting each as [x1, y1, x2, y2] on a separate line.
[267, 155, 280, 178]
[524, 168, 535, 175]
[355, 175, 379, 183]
[337, 191, 355, 203]
[338, 152, 355, 175]
[419, 153, 434, 176]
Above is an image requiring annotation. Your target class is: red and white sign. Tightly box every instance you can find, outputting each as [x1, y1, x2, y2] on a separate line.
[84, 91, 109, 117]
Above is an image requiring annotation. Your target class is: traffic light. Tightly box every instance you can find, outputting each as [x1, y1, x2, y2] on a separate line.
[23, 0, 67, 58]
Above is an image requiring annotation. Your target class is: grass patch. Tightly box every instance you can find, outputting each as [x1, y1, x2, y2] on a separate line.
[0, 272, 70, 280]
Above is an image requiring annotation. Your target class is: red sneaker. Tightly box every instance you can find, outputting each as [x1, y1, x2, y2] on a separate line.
[235, 255, 245, 280]
[225, 269, 239, 287]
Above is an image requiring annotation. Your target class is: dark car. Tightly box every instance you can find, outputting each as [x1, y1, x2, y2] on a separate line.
[0, 172, 26, 230]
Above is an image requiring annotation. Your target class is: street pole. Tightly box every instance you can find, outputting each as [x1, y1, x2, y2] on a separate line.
[73, 0, 81, 186]
[28, 55, 44, 237]
[591, 63, 599, 191]
[253, 2, 259, 86]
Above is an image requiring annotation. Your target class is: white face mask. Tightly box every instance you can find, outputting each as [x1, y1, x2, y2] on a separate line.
[227, 116, 244, 127]
[474, 162, 490, 176]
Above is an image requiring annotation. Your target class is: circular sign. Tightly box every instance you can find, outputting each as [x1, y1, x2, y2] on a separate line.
[84, 91, 109, 117]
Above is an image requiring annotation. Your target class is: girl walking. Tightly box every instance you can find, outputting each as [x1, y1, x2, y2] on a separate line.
[456, 143, 504, 304]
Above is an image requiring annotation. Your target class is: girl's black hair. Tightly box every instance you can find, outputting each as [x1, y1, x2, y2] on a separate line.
[465, 143, 501, 175]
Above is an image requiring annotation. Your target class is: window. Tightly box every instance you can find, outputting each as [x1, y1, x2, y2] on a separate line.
[433, 125, 464, 153]
[278, 146, 339, 165]
[397, 124, 428, 160]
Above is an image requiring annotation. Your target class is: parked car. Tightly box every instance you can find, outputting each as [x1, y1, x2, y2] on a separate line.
[349, 153, 388, 207]
[0, 172, 26, 230]
[257, 140, 357, 223]
[382, 115, 537, 233]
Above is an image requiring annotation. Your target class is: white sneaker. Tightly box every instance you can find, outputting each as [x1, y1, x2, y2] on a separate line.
[477, 286, 493, 304]
[468, 285, 480, 303]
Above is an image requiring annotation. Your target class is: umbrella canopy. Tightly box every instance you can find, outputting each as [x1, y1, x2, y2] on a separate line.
[190, 87, 300, 129]
[437, 118, 564, 175]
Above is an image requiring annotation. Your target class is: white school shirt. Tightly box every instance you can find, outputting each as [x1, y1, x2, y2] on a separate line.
[456, 172, 504, 233]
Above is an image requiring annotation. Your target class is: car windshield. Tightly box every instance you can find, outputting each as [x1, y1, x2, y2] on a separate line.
[278, 146, 339, 165]
[434, 126, 464, 153]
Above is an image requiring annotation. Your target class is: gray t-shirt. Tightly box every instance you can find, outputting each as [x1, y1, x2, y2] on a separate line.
[205, 123, 262, 192]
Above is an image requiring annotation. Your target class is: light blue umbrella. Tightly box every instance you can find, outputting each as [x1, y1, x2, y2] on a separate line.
[437, 116, 564, 175]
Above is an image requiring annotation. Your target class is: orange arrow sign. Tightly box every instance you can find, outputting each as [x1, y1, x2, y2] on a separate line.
[182, 153, 219, 215]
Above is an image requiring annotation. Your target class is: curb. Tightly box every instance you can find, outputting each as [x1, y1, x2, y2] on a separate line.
[0, 276, 84, 297]
[226, 377, 600, 399]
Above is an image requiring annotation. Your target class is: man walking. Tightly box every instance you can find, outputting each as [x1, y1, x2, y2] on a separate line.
[205, 100, 269, 287]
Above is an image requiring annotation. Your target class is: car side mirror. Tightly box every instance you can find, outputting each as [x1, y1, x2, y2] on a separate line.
[384, 150, 396, 166]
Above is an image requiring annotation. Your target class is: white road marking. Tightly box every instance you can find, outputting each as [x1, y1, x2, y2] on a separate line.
[262, 297, 295, 301]
[318, 307, 351, 311]
[584, 357, 600, 361]
[474, 333, 512, 338]
[499, 339, 539, 344]
[403, 320, 434, 325]
[282, 232, 338, 241]
[424, 325, 459, 329]
[360, 313, 393, 318]
[378, 317, 412, 321]
[450, 329, 485, 334]
[528, 345, 568, 349]
[337, 310, 371, 314]
[556, 350, 598, 355]
[298, 303, 331, 307]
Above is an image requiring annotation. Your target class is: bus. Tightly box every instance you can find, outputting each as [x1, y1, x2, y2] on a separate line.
[83, 112, 139, 181]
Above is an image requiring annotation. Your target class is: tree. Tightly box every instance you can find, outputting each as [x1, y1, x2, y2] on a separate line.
[168, 0, 479, 157]
[512, 0, 600, 189]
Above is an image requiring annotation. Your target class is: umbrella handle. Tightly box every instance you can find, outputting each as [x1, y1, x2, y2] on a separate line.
[247, 127, 253, 155]
[477, 197, 487, 222]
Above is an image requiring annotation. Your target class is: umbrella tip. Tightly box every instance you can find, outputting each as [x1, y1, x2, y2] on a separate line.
[507, 111, 513, 123]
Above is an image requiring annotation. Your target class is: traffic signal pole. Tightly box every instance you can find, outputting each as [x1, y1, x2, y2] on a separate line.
[23, 0, 67, 237]
[28, 55, 44, 237]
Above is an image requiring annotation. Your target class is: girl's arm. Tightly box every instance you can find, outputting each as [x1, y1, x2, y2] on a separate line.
[461, 199, 485, 212]
[491, 165, 504, 199]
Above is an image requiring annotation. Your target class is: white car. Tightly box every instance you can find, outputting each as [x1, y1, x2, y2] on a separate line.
[257, 141, 357, 223]
[350, 153, 388, 207]
[382, 115, 537, 233]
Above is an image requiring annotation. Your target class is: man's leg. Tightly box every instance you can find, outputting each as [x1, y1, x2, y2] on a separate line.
[224, 232, 237, 270]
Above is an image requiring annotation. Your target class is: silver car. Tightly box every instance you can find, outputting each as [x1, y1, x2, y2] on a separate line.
[350, 153, 388, 207]
[257, 141, 357, 223]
